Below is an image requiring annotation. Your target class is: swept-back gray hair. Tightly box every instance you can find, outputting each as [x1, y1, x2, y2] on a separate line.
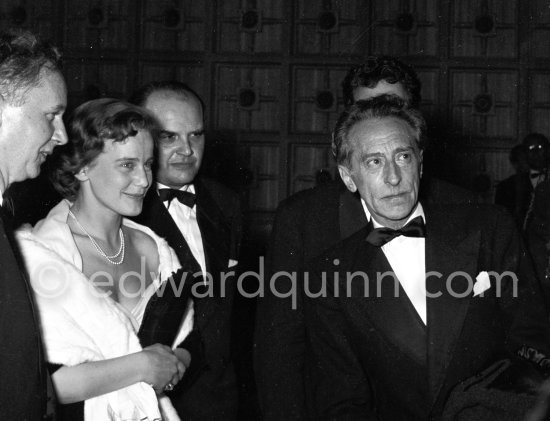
[332, 95, 427, 168]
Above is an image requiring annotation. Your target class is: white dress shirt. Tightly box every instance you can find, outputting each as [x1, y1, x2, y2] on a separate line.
[362, 200, 427, 324]
[157, 182, 206, 277]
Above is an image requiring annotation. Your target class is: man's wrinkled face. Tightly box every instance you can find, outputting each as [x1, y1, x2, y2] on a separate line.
[339, 116, 422, 229]
[143, 91, 205, 188]
[0, 69, 67, 187]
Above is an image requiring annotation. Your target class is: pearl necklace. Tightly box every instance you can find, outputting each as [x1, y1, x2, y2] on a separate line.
[68, 210, 125, 265]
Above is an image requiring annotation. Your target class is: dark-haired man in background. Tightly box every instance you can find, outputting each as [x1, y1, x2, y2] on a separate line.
[132, 81, 242, 420]
[496, 132, 550, 230]
[0, 30, 68, 418]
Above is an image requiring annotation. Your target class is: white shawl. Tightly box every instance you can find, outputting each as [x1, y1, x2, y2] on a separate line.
[17, 200, 191, 421]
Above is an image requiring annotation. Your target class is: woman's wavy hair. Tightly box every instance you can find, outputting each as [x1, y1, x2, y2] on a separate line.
[50, 98, 159, 200]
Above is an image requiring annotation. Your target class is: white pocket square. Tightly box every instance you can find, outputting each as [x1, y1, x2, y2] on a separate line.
[228, 259, 238, 268]
[473, 271, 491, 296]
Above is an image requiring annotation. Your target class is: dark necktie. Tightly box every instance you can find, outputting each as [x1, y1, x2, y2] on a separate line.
[366, 216, 426, 247]
[158, 188, 196, 208]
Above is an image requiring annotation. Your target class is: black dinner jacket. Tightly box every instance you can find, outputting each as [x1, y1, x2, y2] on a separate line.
[255, 180, 366, 420]
[134, 178, 242, 420]
[0, 207, 47, 419]
[304, 204, 550, 420]
[255, 178, 478, 420]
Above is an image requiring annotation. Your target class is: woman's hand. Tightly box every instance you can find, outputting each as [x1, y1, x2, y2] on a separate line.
[174, 348, 192, 370]
[52, 346, 185, 404]
[140, 344, 186, 392]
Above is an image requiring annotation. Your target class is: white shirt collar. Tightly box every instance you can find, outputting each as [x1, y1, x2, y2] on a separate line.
[360, 199, 425, 228]
[156, 182, 195, 195]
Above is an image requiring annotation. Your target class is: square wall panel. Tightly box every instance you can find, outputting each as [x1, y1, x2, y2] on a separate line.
[216, 64, 280, 132]
[451, 0, 518, 58]
[453, 148, 513, 199]
[371, 0, 439, 56]
[239, 144, 280, 211]
[292, 66, 348, 133]
[416, 68, 439, 120]
[64, 59, 128, 106]
[64, 0, 132, 51]
[294, 0, 367, 55]
[138, 62, 206, 99]
[528, 0, 550, 59]
[217, 0, 285, 53]
[489, 148, 516, 184]
[141, 0, 206, 52]
[0, 0, 57, 41]
[290, 144, 336, 194]
[450, 70, 518, 141]
[529, 72, 550, 135]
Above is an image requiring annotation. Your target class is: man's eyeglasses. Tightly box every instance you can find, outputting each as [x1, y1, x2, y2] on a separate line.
[527, 144, 545, 151]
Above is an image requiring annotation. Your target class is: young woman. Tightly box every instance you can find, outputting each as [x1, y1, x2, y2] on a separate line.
[17, 98, 195, 421]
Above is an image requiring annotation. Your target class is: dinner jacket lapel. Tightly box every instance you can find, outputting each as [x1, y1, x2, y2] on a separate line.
[339, 186, 368, 240]
[345, 227, 427, 365]
[424, 207, 480, 403]
[193, 180, 232, 326]
[138, 189, 202, 277]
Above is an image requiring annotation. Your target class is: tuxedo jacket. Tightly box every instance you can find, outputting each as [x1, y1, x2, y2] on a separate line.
[0, 208, 47, 419]
[134, 178, 242, 421]
[304, 204, 550, 420]
[255, 180, 366, 420]
[254, 178, 478, 420]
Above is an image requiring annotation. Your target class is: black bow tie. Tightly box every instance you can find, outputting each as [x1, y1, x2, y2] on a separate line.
[1, 196, 14, 217]
[530, 172, 544, 179]
[158, 188, 196, 208]
[366, 216, 426, 247]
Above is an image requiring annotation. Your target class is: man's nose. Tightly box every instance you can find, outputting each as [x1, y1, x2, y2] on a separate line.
[384, 162, 401, 186]
[176, 136, 193, 156]
[53, 118, 68, 145]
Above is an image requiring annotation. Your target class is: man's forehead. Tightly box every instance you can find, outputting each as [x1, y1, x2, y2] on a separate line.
[145, 90, 199, 109]
[350, 116, 415, 144]
[22, 68, 66, 106]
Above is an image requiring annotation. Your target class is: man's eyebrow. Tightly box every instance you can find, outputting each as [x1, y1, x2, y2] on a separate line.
[115, 157, 139, 162]
[395, 146, 415, 153]
[358, 151, 384, 161]
[159, 130, 176, 136]
[49, 104, 66, 113]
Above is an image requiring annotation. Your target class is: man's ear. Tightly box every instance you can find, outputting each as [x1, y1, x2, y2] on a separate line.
[338, 164, 357, 193]
[419, 149, 424, 178]
[74, 167, 89, 182]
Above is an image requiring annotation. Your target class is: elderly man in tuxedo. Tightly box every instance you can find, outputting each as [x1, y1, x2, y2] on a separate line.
[304, 96, 550, 420]
[0, 30, 67, 418]
[255, 56, 476, 421]
[131, 81, 242, 420]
